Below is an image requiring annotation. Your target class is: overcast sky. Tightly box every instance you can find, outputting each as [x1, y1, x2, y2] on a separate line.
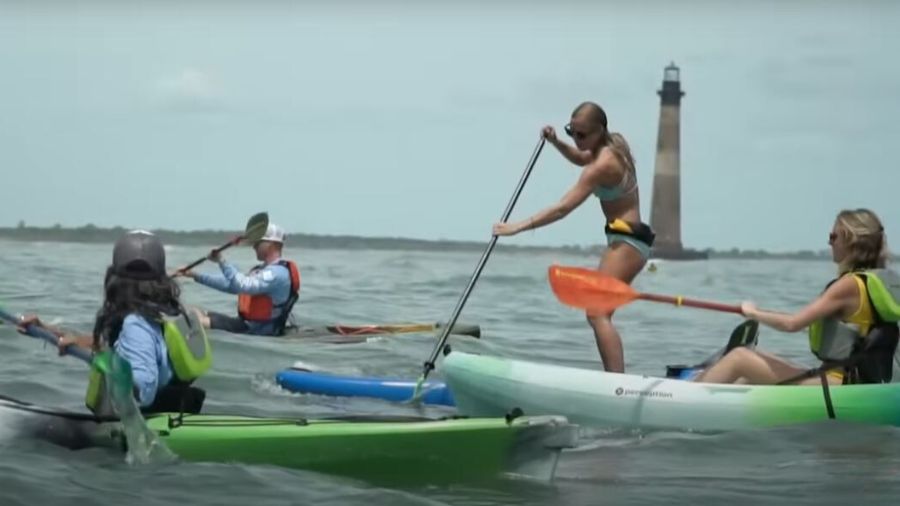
[2, 1, 897, 252]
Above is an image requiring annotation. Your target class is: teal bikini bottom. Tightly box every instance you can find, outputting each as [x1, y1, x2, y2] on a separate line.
[604, 220, 655, 260]
[606, 233, 652, 259]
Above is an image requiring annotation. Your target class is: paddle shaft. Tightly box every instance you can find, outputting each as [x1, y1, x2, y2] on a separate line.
[639, 293, 743, 314]
[287, 322, 480, 339]
[328, 322, 479, 337]
[421, 136, 546, 377]
[178, 235, 242, 273]
[175, 211, 269, 274]
[0, 307, 93, 363]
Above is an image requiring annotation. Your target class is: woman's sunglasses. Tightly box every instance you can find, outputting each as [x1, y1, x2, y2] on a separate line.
[828, 232, 838, 244]
[564, 123, 588, 141]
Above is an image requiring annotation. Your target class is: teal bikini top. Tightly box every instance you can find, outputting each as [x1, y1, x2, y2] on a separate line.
[594, 166, 636, 202]
[594, 184, 626, 201]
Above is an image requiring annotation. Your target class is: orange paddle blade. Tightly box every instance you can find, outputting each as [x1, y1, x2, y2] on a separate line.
[548, 265, 638, 314]
[549, 264, 745, 315]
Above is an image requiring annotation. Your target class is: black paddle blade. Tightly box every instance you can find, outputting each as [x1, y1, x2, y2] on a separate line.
[665, 320, 760, 378]
[699, 320, 760, 366]
[243, 212, 269, 243]
[724, 319, 759, 352]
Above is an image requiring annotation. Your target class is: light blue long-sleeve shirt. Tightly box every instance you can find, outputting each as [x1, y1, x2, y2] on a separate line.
[113, 314, 173, 408]
[194, 259, 293, 335]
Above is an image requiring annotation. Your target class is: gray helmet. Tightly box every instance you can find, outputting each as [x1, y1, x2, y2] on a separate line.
[112, 230, 166, 280]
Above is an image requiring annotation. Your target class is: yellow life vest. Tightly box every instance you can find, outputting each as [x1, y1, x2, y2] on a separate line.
[808, 269, 900, 362]
[162, 310, 212, 381]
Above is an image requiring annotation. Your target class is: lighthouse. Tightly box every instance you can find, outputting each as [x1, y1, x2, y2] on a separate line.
[648, 62, 707, 260]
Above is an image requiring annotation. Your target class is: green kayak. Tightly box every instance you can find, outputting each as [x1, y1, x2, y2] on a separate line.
[144, 413, 574, 482]
[3, 396, 576, 483]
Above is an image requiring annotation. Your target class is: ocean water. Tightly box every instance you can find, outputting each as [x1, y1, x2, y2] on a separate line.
[1, 239, 898, 506]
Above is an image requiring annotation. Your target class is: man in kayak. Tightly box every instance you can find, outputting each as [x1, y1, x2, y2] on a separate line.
[19, 230, 211, 415]
[492, 102, 653, 373]
[695, 209, 899, 385]
[179, 223, 301, 337]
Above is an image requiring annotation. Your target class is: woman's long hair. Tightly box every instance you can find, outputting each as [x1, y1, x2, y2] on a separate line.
[92, 266, 183, 349]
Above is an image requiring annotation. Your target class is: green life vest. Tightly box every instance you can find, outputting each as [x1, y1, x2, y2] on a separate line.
[808, 269, 900, 362]
[162, 310, 212, 381]
[864, 269, 900, 322]
[85, 311, 212, 416]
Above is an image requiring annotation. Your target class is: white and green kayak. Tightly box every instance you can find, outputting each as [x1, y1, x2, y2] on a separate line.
[442, 351, 900, 433]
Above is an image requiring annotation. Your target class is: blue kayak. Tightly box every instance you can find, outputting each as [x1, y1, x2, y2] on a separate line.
[275, 368, 456, 407]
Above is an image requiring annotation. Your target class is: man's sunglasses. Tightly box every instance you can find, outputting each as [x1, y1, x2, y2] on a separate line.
[564, 123, 587, 140]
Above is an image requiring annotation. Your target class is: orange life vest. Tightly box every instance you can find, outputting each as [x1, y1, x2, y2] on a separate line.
[237, 260, 301, 324]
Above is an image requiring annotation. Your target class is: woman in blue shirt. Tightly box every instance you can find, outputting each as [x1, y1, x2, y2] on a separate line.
[23, 230, 208, 414]
[92, 230, 207, 413]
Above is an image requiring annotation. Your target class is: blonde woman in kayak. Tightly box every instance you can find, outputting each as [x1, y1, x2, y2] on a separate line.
[493, 102, 654, 373]
[695, 209, 899, 385]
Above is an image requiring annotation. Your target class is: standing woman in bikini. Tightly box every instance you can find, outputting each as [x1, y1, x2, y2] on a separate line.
[493, 102, 654, 373]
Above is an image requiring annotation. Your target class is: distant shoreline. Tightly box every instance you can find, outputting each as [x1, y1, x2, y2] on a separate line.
[0, 223, 851, 261]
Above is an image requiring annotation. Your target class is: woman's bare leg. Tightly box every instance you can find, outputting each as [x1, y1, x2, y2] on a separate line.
[695, 348, 808, 384]
[587, 242, 646, 373]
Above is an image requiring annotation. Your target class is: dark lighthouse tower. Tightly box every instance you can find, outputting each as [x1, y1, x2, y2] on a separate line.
[648, 62, 707, 260]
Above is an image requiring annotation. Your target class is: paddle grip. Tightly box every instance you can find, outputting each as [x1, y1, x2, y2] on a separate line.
[0, 308, 93, 363]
